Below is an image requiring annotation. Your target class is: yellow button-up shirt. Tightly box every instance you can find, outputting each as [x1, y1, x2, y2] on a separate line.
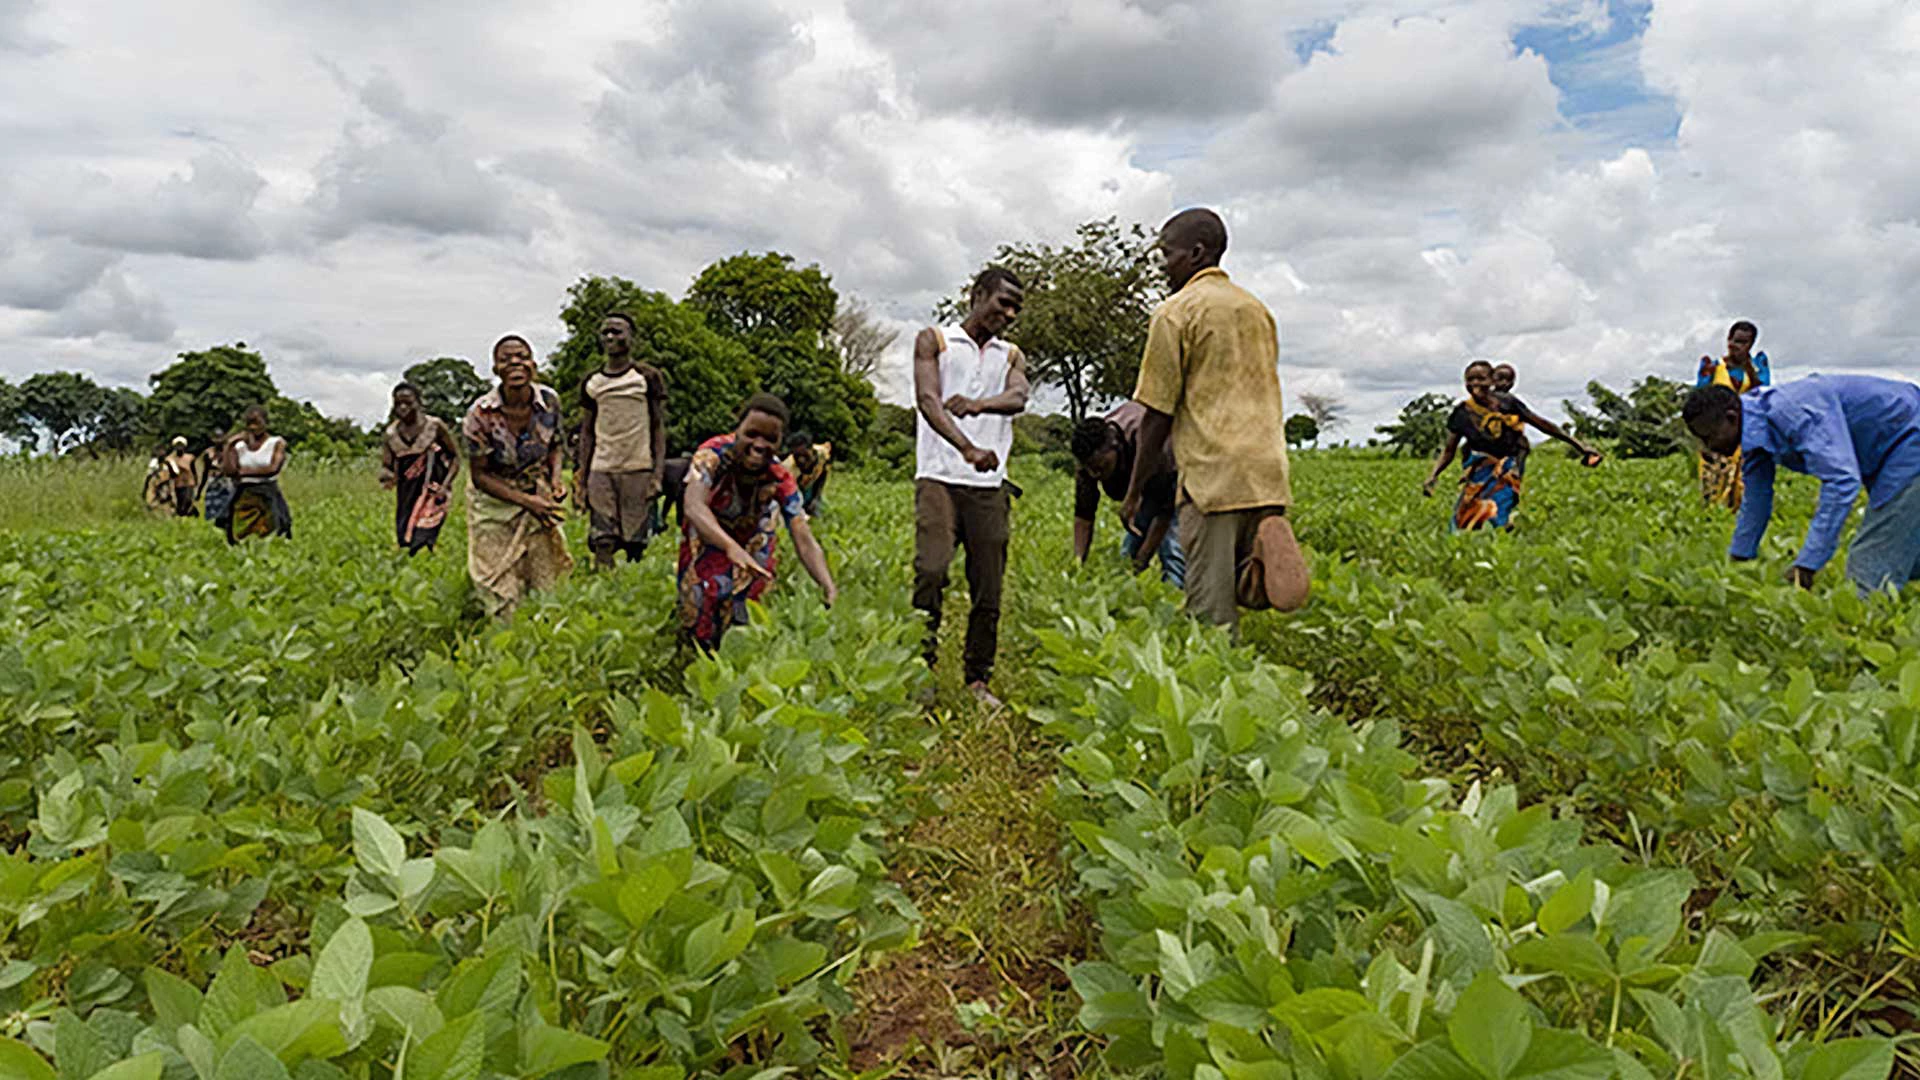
[1132, 267, 1292, 513]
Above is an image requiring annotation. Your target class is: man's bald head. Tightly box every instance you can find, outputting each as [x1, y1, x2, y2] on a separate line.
[1155, 207, 1228, 290]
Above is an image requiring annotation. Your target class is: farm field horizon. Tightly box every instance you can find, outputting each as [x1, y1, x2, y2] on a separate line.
[2, 450, 1914, 1078]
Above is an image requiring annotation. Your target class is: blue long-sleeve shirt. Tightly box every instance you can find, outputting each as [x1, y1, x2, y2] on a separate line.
[1696, 350, 1771, 391]
[1732, 374, 1920, 571]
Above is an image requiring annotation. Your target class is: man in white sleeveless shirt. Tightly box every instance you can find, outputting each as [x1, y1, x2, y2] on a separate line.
[912, 267, 1030, 707]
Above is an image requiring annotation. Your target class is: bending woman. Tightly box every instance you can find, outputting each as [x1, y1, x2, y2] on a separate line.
[1422, 360, 1603, 531]
[380, 381, 462, 553]
[679, 394, 837, 650]
[222, 405, 293, 543]
[463, 335, 573, 618]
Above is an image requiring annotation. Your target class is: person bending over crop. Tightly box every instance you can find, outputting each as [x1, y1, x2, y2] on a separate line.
[221, 405, 293, 543]
[1072, 403, 1183, 587]
[379, 381, 461, 553]
[576, 311, 667, 570]
[1684, 375, 1920, 595]
[782, 431, 831, 515]
[463, 335, 573, 618]
[1123, 207, 1308, 630]
[678, 393, 837, 650]
[1423, 361, 1603, 531]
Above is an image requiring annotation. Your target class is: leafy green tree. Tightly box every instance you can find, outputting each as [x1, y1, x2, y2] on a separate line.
[1565, 376, 1689, 459]
[402, 357, 490, 425]
[1286, 413, 1320, 449]
[90, 387, 148, 453]
[19, 371, 106, 452]
[0, 378, 32, 447]
[148, 344, 277, 444]
[553, 276, 759, 454]
[940, 218, 1161, 421]
[1376, 393, 1454, 457]
[687, 252, 836, 340]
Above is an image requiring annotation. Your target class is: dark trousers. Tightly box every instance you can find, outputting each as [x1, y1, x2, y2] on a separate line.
[912, 479, 1009, 685]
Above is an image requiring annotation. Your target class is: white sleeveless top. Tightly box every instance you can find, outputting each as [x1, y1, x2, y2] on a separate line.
[235, 435, 283, 481]
[915, 325, 1015, 488]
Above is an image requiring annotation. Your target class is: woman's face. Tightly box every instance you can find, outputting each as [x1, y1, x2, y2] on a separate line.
[735, 411, 785, 473]
[1465, 366, 1496, 406]
[1727, 327, 1756, 363]
[494, 340, 536, 388]
[245, 411, 268, 436]
[392, 389, 419, 423]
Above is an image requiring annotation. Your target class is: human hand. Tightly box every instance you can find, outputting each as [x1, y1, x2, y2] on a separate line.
[729, 545, 774, 582]
[379, 475, 396, 490]
[946, 395, 978, 418]
[822, 580, 839, 607]
[524, 493, 566, 528]
[1119, 491, 1142, 530]
[961, 445, 999, 473]
[1580, 449, 1604, 467]
[1421, 477, 1437, 498]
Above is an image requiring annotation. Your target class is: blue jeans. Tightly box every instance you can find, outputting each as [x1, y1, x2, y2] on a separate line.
[1848, 475, 1920, 595]
[1121, 507, 1187, 589]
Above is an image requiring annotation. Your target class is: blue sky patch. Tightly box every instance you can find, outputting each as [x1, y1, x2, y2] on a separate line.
[1514, 0, 1680, 148]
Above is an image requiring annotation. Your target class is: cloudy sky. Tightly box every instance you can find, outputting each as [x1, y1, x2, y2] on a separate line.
[4, 0, 1918, 437]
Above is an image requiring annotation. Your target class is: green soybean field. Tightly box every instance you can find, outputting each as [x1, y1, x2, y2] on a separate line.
[0, 451, 1914, 1080]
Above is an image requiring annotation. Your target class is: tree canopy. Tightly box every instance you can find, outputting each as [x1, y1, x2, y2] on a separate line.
[18, 372, 107, 453]
[147, 344, 278, 445]
[941, 218, 1161, 421]
[403, 357, 490, 427]
[1376, 393, 1454, 457]
[1285, 413, 1320, 449]
[1565, 376, 1690, 458]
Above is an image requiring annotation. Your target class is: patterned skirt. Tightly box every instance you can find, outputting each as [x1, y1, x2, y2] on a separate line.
[1453, 451, 1524, 532]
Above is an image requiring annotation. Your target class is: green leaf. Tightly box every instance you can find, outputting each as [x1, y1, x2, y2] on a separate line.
[56, 1009, 114, 1080]
[200, 950, 285, 1040]
[350, 809, 405, 881]
[519, 1025, 609, 1078]
[1537, 871, 1594, 936]
[213, 1037, 289, 1080]
[434, 952, 518, 1022]
[1507, 935, 1614, 986]
[1382, 1040, 1480, 1080]
[366, 988, 444, 1042]
[311, 919, 372, 1004]
[0, 1038, 56, 1080]
[220, 1000, 345, 1067]
[617, 872, 674, 931]
[1800, 1038, 1894, 1080]
[1510, 1029, 1611, 1080]
[82, 1054, 162, 1080]
[1448, 972, 1530, 1080]
[403, 1012, 483, 1080]
[799, 866, 860, 920]
[683, 909, 755, 979]
[144, 968, 203, 1034]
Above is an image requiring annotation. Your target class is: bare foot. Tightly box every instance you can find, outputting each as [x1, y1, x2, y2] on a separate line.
[966, 681, 1003, 711]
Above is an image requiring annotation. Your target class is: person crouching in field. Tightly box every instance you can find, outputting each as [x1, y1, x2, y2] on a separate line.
[678, 394, 837, 650]
[380, 381, 461, 553]
[1124, 207, 1307, 630]
[1072, 402, 1183, 587]
[464, 335, 573, 618]
[222, 405, 293, 543]
[1685, 375, 1920, 595]
[1423, 360, 1602, 530]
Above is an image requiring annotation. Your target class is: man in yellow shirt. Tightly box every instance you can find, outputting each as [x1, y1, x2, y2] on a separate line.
[1122, 208, 1309, 628]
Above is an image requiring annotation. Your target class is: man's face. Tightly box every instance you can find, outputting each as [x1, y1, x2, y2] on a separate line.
[1085, 445, 1120, 482]
[392, 391, 418, 423]
[599, 318, 633, 359]
[736, 411, 784, 472]
[494, 340, 536, 387]
[969, 282, 1023, 337]
[1689, 404, 1743, 457]
[1728, 328, 1756, 362]
[1154, 229, 1203, 291]
[1492, 366, 1516, 394]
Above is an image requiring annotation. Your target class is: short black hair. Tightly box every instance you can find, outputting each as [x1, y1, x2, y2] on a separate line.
[739, 392, 790, 429]
[243, 403, 269, 422]
[970, 266, 1023, 303]
[392, 380, 419, 399]
[1492, 363, 1516, 374]
[602, 311, 637, 333]
[787, 429, 813, 449]
[1729, 320, 1758, 341]
[1464, 360, 1494, 377]
[1162, 207, 1228, 261]
[1683, 384, 1739, 426]
[1070, 416, 1114, 463]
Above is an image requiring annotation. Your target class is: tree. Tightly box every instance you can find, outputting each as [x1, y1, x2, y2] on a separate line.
[940, 218, 1161, 422]
[148, 344, 277, 445]
[90, 387, 148, 453]
[19, 372, 106, 452]
[0, 378, 33, 447]
[832, 297, 898, 383]
[552, 275, 760, 454]
[1296, 392, 1345, 437]
[403, 357, 490, 425]
[1285, 413, 1320, 449]
[1565, 376, 1689, 459]
[1375, 393, 1454, 457]
[683, 253, 877, 456]
[687, 252, 837, 341]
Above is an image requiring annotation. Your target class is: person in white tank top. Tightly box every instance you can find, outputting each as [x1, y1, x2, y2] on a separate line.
[912, 267, 1030, 708]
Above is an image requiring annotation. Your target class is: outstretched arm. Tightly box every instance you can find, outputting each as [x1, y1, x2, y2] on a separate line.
[1523, 411, 1603, 464]
[682, 469, 771, 583]
[787, 515, 838, 606]
[1423, 433, 1463, 496]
